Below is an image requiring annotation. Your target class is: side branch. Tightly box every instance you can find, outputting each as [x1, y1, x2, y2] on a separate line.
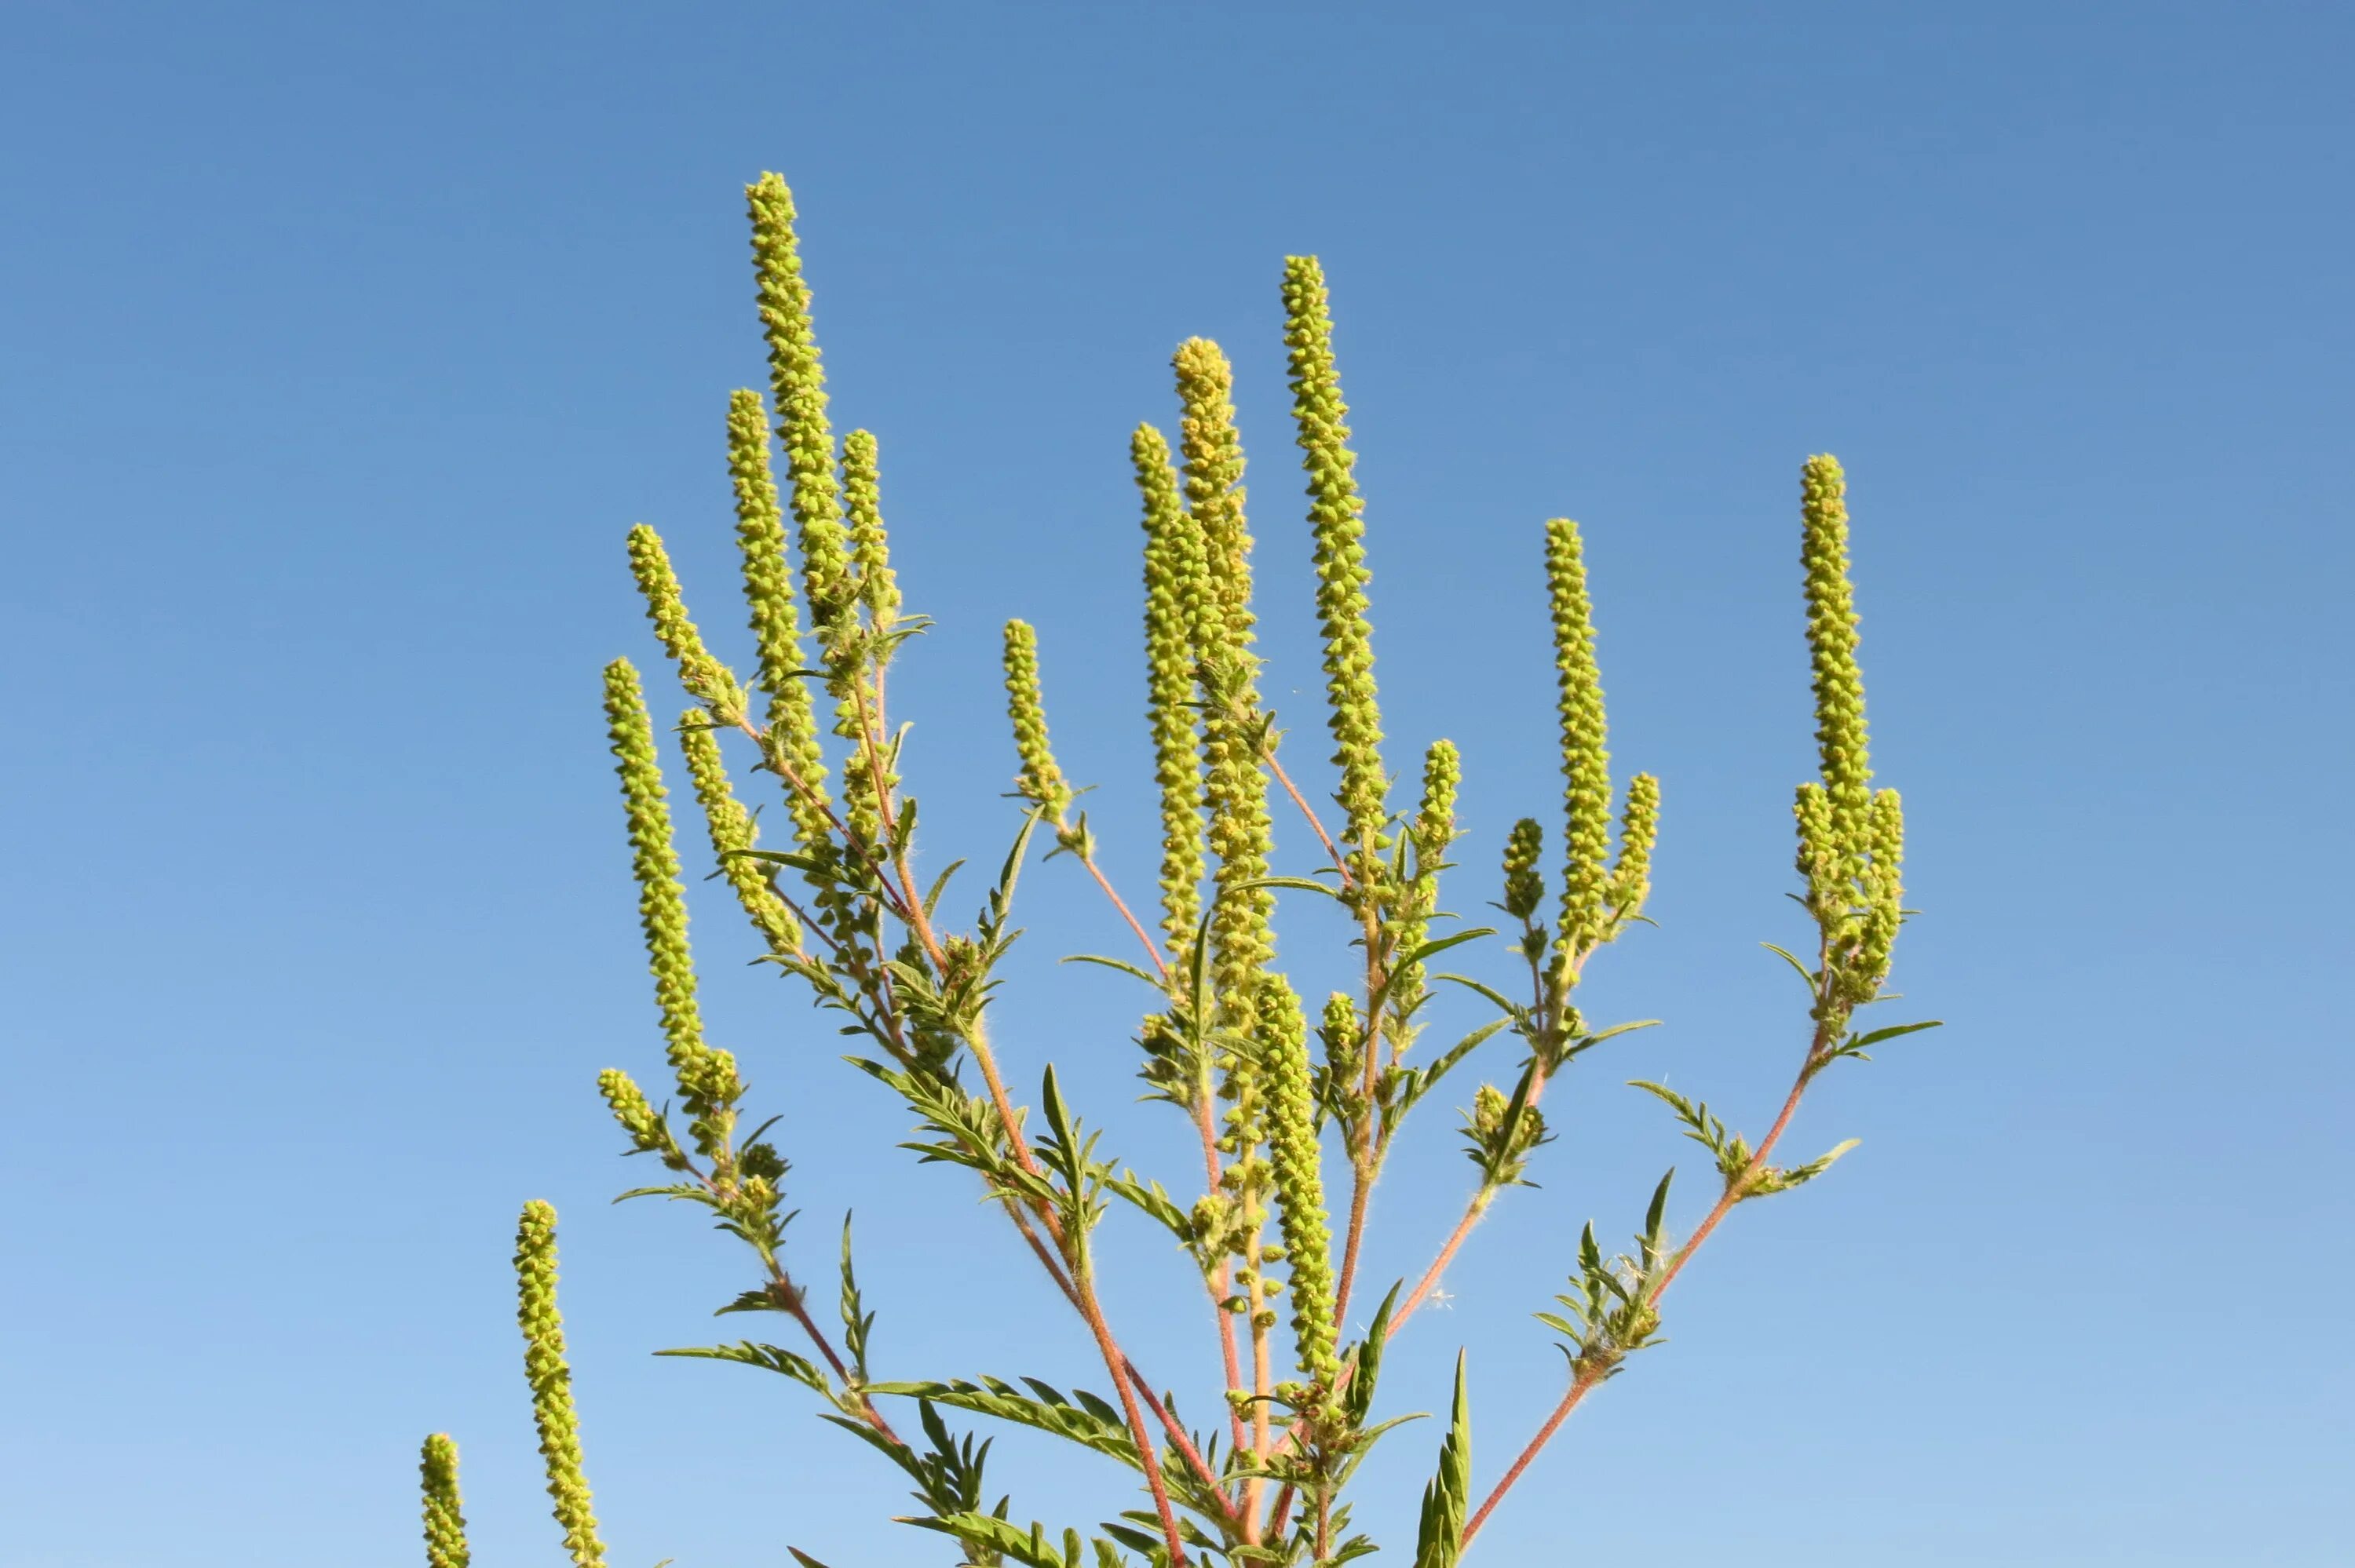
[1460, 1010, 1833, 1549]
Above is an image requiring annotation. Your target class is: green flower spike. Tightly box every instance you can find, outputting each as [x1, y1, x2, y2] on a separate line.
[1174, 337, 1276, 1021]
[1258, 976, 1340, 1394]
[595, 1066, 685, 1169]
[1415, 740, 1462, 866]
[1543, 519, 1613, 964]
[747, 173, 856, 646]
[842, 428, 900, 625]
[1320, 989, 1362, 1117]
[626, 525, 747, 725]
[1792, 782, 1838, 920]
[1502, 817, 1546, 924]
[514, 1203, 605, 1568]
[1608, 772, 1660, 927]
[1000, 619, 1075, 829]
[1393, 739, 1462, 1012]
[833, 427, 901, 847]
[1797, 454, 1908, 1007]
[724, 389, 831, 833]
[603, 660, 741, 1160]
[1134, 422, 1208, 956]
[1799, 455, 1871, 858]
[1855, 787, 1905, 998]
[418, 1433, 470, 1568]
[1175, 337, 1256, 664]
[677, 712, 802, 956]
[1282, 256, 1387, 871]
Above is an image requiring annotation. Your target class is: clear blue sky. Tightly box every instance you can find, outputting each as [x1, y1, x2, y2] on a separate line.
[4, 4, 2348, 1565]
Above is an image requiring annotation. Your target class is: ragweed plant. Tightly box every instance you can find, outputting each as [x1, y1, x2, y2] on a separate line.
[420, 173, 1933, 1568]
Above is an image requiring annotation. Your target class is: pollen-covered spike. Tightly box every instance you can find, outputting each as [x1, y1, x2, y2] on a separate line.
[625, 525, 747, 724]
[1174, 338, 1276, 1021]
[1135, 422, 1207, 956]
[1283, 256, 1386, 864]
[1393, 739, 1462, 1005]
[1502, 817, 1546, 924]
[1543, 519, 1612, 961]
[1608, 772, 1660, 924]
[602, 661, 740, 1155]
[677, 711, 802, 955]
[725, 391, 802, 704]
[747, 173, 855, 645]
[1174, 337, 1256, 658]
[1319, 990, 1361, 1100]
[1855, 787, 1905, 996]
[725, 392, 831, 830]
[1257, 975, 1340, 1393]
[1792, 781, 1839, 914]
[595, 1066, 674, 1163]
[1799, 454, 1871, 851]
[418, 1434, 470, 1568]
[1415, 740, 1462, 866]
[842, 428, 900, 624]
[514, 1202, 607, 1568]
[834, 427, 902, 847]
[1001, 619, 1074, 825]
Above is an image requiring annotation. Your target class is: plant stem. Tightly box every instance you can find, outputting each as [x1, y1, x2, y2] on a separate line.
[1389, 1187, 1492, 1329]
[1192, 1088, 1252, 1475]
[1332, 1151, 1377, 1333]
[1081, 851, 1172, 983]
[1068, 1264, 1192, 1564]
[798, 669, 1232, 1541]
[725, 717, 904, 915]
[1331, 853, 1387, 1329]
[1262, 746, 1352, 888]
[1460, 986, 1839, 1550]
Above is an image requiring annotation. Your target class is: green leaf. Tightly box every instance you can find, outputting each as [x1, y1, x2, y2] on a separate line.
[1411, 1352, 1472, 1568]
[1760, 942, 1820, 991]
[922, 859, 969, 918]
[840, 1212, 874, 1382]
[1627, 1078, 1692, 1118]
[1396, 1018, 1511, 1115]
[1398, 928, 1498, 968]
[1642, 1167, 1674, 1267]
[1847, 1019, 1944, 1050]
[1432, 972, 1518, 1016]
[612, 1183, 711, 1205]
[1343, 1280, 1404, 1429]
[993, 809, 1046, 916]
[1104, 1171, 1193, 1247]
[867, 1377, 1138, 1470]
[902, 1512, 1081, 1568]
[1239, 874, 1349, 903]
[727, 848, 831, 874]
[1061, 954, 1167, 989]
[1762, 1137, 1862, 1194]
[658, 1340, 831, 1395]
[1576, 1018, 1663, 1048]
[714, 1286, 785, 1316]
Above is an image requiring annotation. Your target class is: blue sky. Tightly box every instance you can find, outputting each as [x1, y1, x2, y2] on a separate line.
[4, 3, 2349, 1565]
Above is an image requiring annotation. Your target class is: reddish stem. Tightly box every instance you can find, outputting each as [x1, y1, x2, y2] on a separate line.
[1081, 849, 1173, 983]
[1460, 1021, 1831, 1549]
[1389, 1190, 1490, 1329]
[1263, 749, 1353, 888]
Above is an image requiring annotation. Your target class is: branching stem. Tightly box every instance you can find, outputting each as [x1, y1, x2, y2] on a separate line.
[1460, 940, 1842, 1551]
